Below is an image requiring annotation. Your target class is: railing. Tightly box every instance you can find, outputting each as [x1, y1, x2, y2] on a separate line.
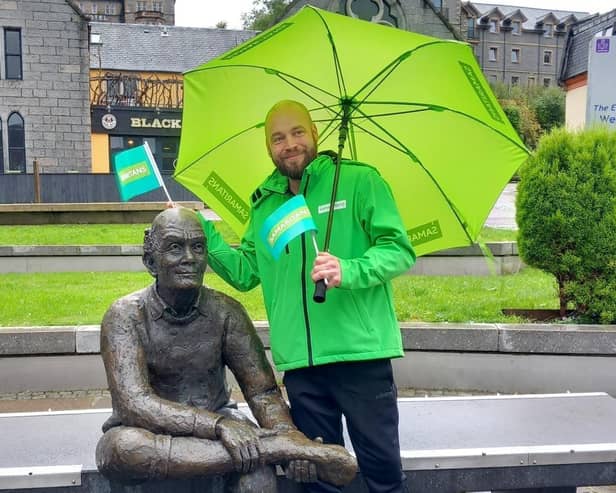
[90, 72, 183, 109]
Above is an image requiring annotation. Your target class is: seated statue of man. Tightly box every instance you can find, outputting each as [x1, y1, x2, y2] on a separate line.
[96, 207, 357, 491]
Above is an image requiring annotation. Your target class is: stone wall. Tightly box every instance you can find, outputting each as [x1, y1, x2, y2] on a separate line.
[0, 0, 91, 173]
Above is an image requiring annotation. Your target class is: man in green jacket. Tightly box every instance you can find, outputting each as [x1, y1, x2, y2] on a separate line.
[201, 100, 416, 493]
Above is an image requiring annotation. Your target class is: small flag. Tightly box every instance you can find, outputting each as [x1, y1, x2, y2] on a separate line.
[260, 194, 317, 259]
[113, 142, 164, 201]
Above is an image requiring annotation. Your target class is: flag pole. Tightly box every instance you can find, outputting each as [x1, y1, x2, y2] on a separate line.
[143, 141, 175, 206]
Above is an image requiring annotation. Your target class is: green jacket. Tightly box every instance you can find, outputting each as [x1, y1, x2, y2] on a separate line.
[203, 154, 416, 371]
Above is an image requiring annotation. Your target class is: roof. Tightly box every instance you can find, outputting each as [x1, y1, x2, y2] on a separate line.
[88, 22, 259, 73]
[471, 3, 588, 30]
[560, 9, 616, 81]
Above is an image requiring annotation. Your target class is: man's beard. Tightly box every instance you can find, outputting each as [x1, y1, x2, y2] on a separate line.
[273, 149, 317, 180]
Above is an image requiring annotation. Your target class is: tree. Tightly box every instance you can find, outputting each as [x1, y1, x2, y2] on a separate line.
[241, 0, 291, 31]
[530, 87, 565, 133]
[516, 127, 616, 322]
[215, 20, 228, 29]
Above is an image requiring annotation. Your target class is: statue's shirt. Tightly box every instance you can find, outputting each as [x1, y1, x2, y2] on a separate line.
[138, 284, 230, 411]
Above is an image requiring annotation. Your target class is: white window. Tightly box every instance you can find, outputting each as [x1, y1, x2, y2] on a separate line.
[543, 50, 552, 65]
[511, 48, 520, 63]
[136, 1, 146, 11]
[489, 47, 498, 62]
[512, 21, 521, 35]
[489, 19, 499, 33]
[544, 23, 553, 37]
[152, 1, 162, 11]
[105, 3, 115, 14]
[90, 3, 97, 14]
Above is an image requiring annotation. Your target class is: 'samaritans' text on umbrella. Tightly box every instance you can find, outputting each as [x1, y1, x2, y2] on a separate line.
[204, 172, 250, 224]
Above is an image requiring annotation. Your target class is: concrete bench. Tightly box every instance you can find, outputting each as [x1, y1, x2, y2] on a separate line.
[1, 393, 616, 492]
[0, 202, 204, 225]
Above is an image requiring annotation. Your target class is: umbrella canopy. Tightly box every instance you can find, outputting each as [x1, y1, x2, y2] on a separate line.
[174, 6, 528, 256]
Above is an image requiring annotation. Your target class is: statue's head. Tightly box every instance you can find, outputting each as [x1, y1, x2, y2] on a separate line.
[143, 207, 207, 291]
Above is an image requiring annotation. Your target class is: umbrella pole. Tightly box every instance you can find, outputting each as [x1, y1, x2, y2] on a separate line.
[313, 103, 351, 303]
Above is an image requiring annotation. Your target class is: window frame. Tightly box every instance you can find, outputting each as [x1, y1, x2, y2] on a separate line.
[489, 18, 499, 33]
[543, 50, 553, 65]
[488, 46, 498, 62]
[4, 28, 22, 80]
[7, 112, 25, 173]
[511, 48, 520, 63]
[512, 21, 521, 35]
[544, 23, 554, 37]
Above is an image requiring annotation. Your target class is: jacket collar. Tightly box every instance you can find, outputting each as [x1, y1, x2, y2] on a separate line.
[252, 154, 334, 207]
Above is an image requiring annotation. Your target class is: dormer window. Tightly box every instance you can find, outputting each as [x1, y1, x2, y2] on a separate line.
[512, 21, 521, 35]
[489, 18, 499, 33]
[544, 23, 553, 37]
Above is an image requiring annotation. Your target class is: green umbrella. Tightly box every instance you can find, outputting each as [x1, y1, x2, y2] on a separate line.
[174, 5, 528, 257]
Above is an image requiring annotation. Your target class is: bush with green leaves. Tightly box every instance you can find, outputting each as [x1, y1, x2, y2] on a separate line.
[531, 87, 565, 133]
[516, 127, 616, 322]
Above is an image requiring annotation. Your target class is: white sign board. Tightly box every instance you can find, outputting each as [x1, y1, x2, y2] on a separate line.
[586, 36, 616, 129]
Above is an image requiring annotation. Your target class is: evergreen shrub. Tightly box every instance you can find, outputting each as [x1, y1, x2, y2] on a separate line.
[516, 127, 616, 323]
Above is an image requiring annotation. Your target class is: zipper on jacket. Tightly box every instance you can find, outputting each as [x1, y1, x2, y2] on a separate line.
[299, 174, 313, 366]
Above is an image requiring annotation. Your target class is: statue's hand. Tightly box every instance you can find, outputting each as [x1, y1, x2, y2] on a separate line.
[215, 418, 276, 473]
[285, 435, 323, 483]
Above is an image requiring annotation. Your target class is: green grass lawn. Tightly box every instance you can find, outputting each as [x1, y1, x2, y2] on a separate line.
[0, 223, 514, 245]
[0, 267, 556, 327]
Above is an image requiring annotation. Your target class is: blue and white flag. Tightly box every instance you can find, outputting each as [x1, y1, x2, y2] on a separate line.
[259, 194, 317, 259]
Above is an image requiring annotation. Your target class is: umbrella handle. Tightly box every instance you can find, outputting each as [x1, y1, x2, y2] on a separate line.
[313, 279, 327, 303]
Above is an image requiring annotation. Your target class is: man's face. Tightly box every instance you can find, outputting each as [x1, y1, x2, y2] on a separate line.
[266, 105, 318, 180]
[148, 211, 207, 291]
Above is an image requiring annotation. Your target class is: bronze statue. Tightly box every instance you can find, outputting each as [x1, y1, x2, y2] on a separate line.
[95, 207, 357, 491]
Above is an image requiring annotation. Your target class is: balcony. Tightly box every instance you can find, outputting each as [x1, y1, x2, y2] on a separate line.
[90, 73, 183, 109]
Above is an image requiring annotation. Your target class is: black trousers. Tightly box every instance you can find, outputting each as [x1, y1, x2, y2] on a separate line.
[283, 359, 407, 493]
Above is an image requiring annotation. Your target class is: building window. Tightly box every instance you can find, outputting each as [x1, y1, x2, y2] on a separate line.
[0, 118, 4, 172]
[489, 18, 499, 33]
[511, 76, 519, 86]
[543, 78, 551, 87]
[528, 76, 535, 86]
[151, 1, 162, 11]
[512, 21, 521, 35]
[489, 74, 498, 83]
[467, 17, 476, 39]
[4, 28, 22, 80]
[511, 48, 520, 63]
[105, 4, 116, 15]
[543, 50, 552, 65]
[136, 1, 146, 11]
[90, 3, 97, 14]
[8, 112, 25, 173]
[110, 135, 179, 174]
[544, 23, 553, 37]
[489, 47, 498, 62]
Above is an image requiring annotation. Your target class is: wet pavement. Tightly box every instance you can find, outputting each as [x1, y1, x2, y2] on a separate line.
[485, 182, 518, 230]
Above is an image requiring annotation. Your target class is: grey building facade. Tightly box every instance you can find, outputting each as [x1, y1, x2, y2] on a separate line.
[0, 0, 91, 174]
[283, 0, 463, 40]
[461, 2, 587, 87]
[74, 0, 175, 25]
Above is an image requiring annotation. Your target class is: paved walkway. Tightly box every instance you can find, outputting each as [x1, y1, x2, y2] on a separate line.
[1, 387, 615, 492]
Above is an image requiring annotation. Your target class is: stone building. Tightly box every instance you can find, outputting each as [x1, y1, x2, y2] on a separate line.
[0, 0, 91, 174]
[559, 9, 616, 129]
[74, 0, 175, 25]
[284, 0, 462, 40]
[461, 2, 587, 88]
